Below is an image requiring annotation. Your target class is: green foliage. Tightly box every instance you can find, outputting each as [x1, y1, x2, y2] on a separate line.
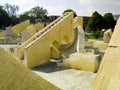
[63, 9, 77, 17]
[0, 6, 11, 29]
[20, 6, 48, 19]
[103, 13, 116, 29]
[87, 11, 103, 32]
[87, 11, 116, 38]
[30, 6, 48, 17]
[20, 11, 31, 19]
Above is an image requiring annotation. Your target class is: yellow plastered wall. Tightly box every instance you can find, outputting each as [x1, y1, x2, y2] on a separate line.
[92, 17, 120, 90]
[85, 40, 96, 47]
[0, 48, 60, 90]
[18, 12, 74, 59]
[34, 23, 44, 31]
[12, 48, 19, 59]
[62, 35, 69, 44]
[12, 20, 30, 35]
[25, 33, 51, 68]
[18, 32, 40, 59]
[65, 53, 100, 72]
[92, 47, 120, 90]
[0, 31, 5, 38]
[51, 41, 62, 59]
[74, 16, 83, 28]
[20, 29, 31, 42]
[24, 12, 75, 68]
[27, 25, 36, 36]
[18, 23, 53, 59]
[109, 17, 120, 46]
[94, 41, 108, 51]
[60, 14, 74, 44]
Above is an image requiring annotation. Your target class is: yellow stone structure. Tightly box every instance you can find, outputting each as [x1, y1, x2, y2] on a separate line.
[0, 48, 60, 90]
[94, 41, 108, 51]
[74, 16, 83, 28]
[0, 31, 6, 43]
[64, 53, 100, 72]
[24, 12, 75, 68]
[26, 25, 36, 36]
[34, 23, 44, 32]
[12, 20, 30, 36]
[103, 29, 113, 43]
[85, 40, 95, 47]
[109, 18, 120, 46]
[11, 12, 83, 68]
[92, 17, 120, 90]
[0, 31, 5, 39]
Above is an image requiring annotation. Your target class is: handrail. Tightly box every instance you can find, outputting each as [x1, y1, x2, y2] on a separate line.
[25, 12, 73, 50]
[17, 12, 72, 59]
[19, 13, 70, 49]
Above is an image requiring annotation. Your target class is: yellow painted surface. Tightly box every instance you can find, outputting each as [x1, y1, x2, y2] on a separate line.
[51, 41, 62, 59]
[0, 48, 60, 90]
[34, 23, 44, 31]
[64, 53, 100, 72]
[109, 17, 120, 46]
[85, 48, 99, 54]
[17, 12, 80, 60]
[12, 48, 19, 59]
[94, 41, 108, 51]
[51, 47, 61, 59]
[20, 29, 31, 42]
[24, 12, 75, 68]
[74, 16, 83, 28]
[92, 47, 120, 90]
[12, 20, 30, 35]
[18, 32, 40, 59]
[18, 21, 60, 59]
[2, 47, 18, 58]
[92, 18, 120, 90]
[0, 31, 5, 39]
[24, 34, 51, 68]
[103, 29, 113, 43]
[27, 25, 36, 36]
[85, 40, 95, 47]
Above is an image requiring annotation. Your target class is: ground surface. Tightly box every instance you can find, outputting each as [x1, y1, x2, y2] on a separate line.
[0, 44, 18, 51]
[0, 44, 96, 90]
[33, 62, 96, 90]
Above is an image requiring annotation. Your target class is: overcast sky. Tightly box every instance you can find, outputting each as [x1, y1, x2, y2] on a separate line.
[0, 0, 120, 16]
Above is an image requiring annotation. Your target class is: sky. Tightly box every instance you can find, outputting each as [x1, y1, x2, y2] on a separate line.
[0, 0, 120, 16]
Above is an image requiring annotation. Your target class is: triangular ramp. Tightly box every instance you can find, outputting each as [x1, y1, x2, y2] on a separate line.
[0, 48, 60, 90]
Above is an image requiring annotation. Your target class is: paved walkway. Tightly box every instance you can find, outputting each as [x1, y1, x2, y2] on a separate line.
[33, 62, 96, 90]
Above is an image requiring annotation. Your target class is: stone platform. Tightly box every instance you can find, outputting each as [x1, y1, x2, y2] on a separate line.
[33, 62, 96, 90]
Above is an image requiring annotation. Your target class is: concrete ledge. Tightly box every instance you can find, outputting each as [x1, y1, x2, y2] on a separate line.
[64, 53, 101, 72]
[94, 41, 108, 51]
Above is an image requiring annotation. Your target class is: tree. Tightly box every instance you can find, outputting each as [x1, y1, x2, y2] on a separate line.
[0, 6, 11, 29]
[21, 6, 48, 18]
[87, 11, 103, 38]
[103, 13, 116, 29]
[4, 3, 19, 17]
[87, 11, 103, 32]
[30, 6, 48, 17]
[20, 11, 30, 19]
[20, 6, 48, 23]
[63, 9, 77, 17]
[4, 3, 19, 25]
